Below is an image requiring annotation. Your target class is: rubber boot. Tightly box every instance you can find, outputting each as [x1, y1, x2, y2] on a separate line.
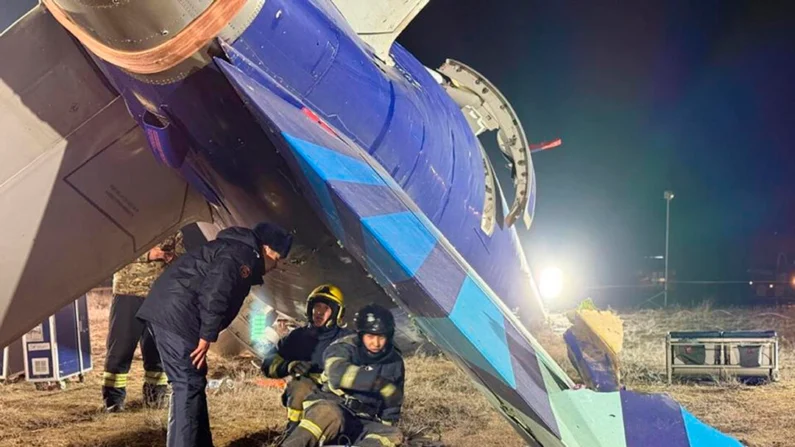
[279, 426, 317, 447]
[284, 420, 300, 437]
[102, 386, 126, 413]
[143, 383, 168, 409]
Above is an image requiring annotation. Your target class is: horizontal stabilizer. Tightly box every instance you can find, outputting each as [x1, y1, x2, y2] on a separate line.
[331, 0, 429, 64]
[0, 7, 210, 347]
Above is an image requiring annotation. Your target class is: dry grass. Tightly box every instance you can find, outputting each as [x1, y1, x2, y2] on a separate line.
[3, 294, 794, 447]
[527, 304, 795, 447]
[0, 292, 522, 447]
[616, 303, 795, 447]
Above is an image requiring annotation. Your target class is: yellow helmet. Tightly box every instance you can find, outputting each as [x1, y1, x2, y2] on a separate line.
[306, 284, 345, 328]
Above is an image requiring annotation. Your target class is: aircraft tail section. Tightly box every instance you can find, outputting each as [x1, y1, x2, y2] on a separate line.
[214, 44, 743, 447]
[539, 386, 743, 447]
[0, 7, 211, 347]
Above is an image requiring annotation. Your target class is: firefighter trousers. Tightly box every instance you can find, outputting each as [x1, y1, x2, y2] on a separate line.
[282, 376, 318, 423]
[103, 294, 166, 406]
[279, 399, 403, 447]
[150, 324, 213, 447]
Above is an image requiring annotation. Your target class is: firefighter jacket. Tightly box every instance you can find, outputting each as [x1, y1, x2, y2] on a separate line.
[320, 334, 405, 424]
[261, 325, 353, 384]
[112, 232, 185, 297]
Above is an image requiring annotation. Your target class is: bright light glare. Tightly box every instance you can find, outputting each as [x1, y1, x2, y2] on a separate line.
[539, 267, 564, 300]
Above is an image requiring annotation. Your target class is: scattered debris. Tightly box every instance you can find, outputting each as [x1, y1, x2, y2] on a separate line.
[254, 378, 286, 389]
[207, 377, 236, 394]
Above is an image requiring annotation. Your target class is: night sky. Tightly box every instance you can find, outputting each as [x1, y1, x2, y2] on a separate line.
[400, 0, 795, 300]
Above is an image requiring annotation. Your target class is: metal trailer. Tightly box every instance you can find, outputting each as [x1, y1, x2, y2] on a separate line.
[666, 330, 779, 384]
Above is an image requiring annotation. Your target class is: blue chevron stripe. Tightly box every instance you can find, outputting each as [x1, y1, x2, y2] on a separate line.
[361, 211, 437, 277]
[283, 132, 519, 384]
[681, 409, 743, 447]
[330, 181, 409, 218]
[222, 59, 741, 447]
[294, 151, 344, 240]
[450, 276, 517, 387]
[283, 133, 385, 185]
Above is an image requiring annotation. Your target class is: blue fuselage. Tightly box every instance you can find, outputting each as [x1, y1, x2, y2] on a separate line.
[94, 0, 540, 325]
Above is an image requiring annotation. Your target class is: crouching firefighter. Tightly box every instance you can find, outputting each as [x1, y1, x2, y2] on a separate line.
[280, 304, 405, 447]
[261, 284, 352, 434]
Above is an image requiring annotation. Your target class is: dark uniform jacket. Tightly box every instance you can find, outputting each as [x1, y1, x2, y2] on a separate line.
[137, 227, 265, 343]
[261, 325, 353, 383]
[320, 334, 405, 423]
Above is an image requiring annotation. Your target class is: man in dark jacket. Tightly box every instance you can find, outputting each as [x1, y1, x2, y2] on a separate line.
[137, 222, 292, 447]
[279, 304, 405, 447]
[261, 284, 352, 434]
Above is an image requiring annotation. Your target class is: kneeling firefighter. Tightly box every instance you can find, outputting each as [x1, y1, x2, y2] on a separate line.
[280, 304, 405, 447]
[261, 284, 352, 433]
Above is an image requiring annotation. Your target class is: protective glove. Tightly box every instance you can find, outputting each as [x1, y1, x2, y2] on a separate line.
[287, 360, 312, 376]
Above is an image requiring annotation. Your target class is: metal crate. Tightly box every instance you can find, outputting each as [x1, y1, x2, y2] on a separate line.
[666, 330, 778, 383]
[22, 295, 92, 383]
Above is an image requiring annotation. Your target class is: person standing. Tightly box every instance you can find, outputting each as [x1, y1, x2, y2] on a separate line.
[137, 222, 292, 447]
[103, 231, 184, 412]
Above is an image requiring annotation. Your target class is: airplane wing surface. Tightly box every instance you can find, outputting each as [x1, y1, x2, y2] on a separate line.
[213, 43, 742, 446]
[329, 0, 429, 64]
[0, 7, 210, 347]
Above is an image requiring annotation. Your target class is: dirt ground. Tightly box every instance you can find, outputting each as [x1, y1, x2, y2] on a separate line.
[1, 294, 793, 446]
[0, 291, 522, 447]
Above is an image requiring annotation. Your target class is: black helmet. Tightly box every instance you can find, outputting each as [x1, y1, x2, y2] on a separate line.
[354, 304, 395, 339]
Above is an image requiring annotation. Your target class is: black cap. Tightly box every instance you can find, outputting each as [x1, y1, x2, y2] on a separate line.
[253, 222, 293, 258]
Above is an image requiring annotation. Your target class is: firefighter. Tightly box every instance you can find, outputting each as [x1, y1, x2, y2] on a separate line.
[261, 284, 353, 434]
[102, 231, 184, 412]
[137, 222, 292, 447]
[280, 304, 405, 447]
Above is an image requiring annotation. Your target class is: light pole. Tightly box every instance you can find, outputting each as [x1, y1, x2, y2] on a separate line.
[664, 190, 675, 307]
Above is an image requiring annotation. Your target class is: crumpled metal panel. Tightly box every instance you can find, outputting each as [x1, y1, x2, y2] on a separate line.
[53, 0, 211, 51]
[49, 0, 265, 84]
